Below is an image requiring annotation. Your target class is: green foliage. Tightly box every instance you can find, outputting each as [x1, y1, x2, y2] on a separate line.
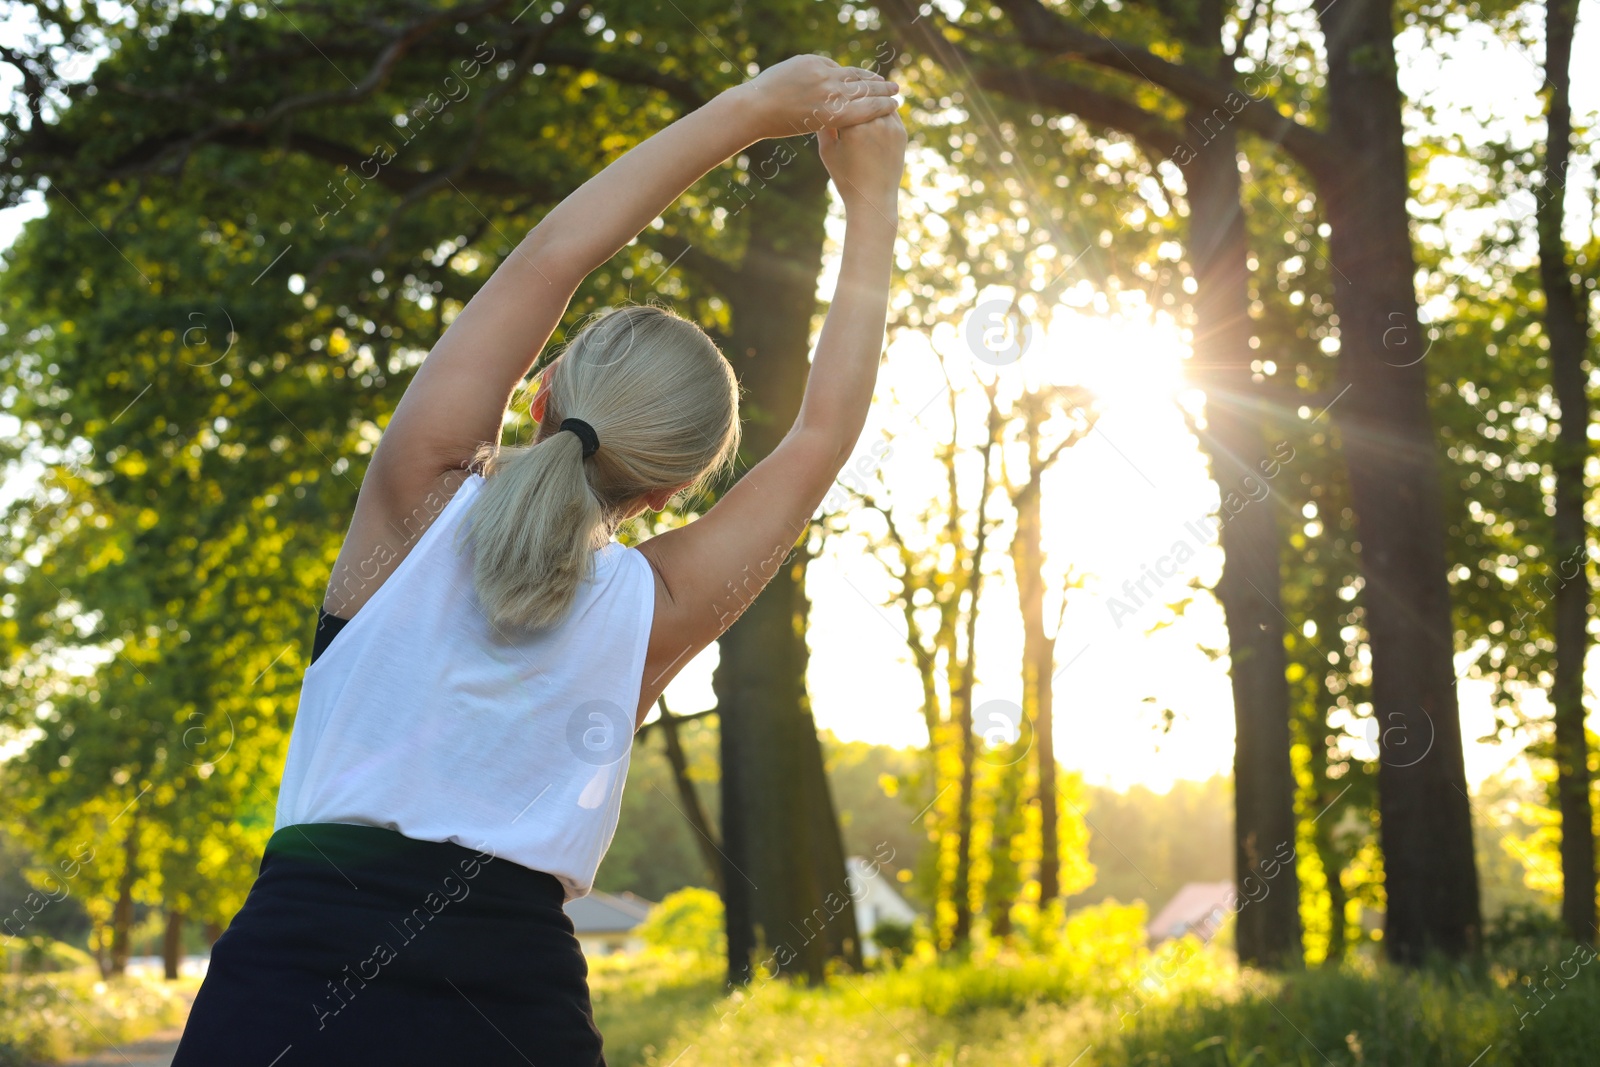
[1109, 964, 1505, 1066]
[0, 0, 836, 965]
[1, 3, 1596, 1051]
[596, 714, 723, 901]
[1514, 957, 1600, 1065]
[1067, 776, 1232, 911]
[638, 887, 726, 959]
[0, 936, 94, 975]
[0, 828, 91, 947]
[855, 900, 1150, 1017]
[598, 723, 933, 904]
[588, 953, 726, 1067]
[822, 734, 931, 898]
[590, 945, 1600, 1066]
[0, 972, 191, 1065]
[868, 918, 914, 964]
[587, 952, 725, 1067]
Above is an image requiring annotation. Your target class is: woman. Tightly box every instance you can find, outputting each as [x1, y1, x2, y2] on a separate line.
[172, 54, 905, 1066]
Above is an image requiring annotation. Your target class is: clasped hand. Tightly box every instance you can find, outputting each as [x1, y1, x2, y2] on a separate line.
[733, 55, 906, 214]
[736, 54, 899, 141]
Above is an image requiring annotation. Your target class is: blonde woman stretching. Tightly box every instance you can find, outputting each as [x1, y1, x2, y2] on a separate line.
[172, 55, 905, 1066]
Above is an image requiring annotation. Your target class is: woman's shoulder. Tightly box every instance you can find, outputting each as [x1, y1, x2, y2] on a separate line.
[602, 539, 661, 598]
[601, 538, 650, 571]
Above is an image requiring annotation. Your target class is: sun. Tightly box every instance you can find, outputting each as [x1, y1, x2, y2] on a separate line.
[1037, 302, 1191, 413]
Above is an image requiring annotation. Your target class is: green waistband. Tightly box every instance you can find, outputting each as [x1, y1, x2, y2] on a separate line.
[264, 822, 498, 868]
[261, 822, 568, 908]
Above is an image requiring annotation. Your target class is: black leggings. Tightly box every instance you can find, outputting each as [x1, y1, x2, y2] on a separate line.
[171, 823, 606, 1066]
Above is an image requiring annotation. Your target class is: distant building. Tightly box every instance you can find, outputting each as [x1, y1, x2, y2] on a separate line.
[1146, 881, 1234, 945]
[846, 856, 919, 958]
[565, 890, 653, 956]
[122, 955, 210, 978]
[568, 858, 920, 960]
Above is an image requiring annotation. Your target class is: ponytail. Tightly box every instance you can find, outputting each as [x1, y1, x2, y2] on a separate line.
[455, 430, 607, 634]
[454, 303, 741, 635]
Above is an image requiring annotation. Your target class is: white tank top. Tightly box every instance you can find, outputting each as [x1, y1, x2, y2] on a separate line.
[274, 471, 656, 901]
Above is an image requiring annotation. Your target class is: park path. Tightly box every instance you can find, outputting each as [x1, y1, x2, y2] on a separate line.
[58, 986, 193, 1067]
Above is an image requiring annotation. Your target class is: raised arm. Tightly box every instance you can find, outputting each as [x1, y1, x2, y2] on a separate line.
[372, 56, 899, 494]
[636, 111, 907, 716]
[323, 58, 898, 622]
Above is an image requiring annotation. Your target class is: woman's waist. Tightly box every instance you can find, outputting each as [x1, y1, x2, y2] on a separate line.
[275, 754, 630, 897]
[262, 822, 569, 914]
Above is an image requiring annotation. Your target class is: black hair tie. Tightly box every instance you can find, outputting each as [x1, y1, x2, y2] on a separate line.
[560, 417, 600, 459]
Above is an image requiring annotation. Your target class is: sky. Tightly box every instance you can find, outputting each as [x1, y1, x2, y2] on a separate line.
[1, 4, 1597, 794]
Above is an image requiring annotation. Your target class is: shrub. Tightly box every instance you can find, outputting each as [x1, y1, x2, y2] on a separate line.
[0, 936, 95, 975]
[0, 971, 191, 1064]
[868, 919, 914, 965]
[637, 887, 726, 959]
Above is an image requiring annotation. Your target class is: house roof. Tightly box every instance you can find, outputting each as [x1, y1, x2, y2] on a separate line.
[844, 856, 918, 918]
[1146, 880, 1234, 942]
[564, 890, 654, 934]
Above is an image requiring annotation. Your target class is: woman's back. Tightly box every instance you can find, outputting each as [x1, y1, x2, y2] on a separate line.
[173, 59, 902, 1066]
[275, 470, 656, 902]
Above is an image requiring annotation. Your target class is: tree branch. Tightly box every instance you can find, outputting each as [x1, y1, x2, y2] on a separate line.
[634, 704, 718, 737]
[638, 231, 743, 296]
[539, 46, 710, 110]
[882, 0, 1183, 161]
[648, 694, 725, 894]
[892, 0, 1333, 175]
[973, 68, 1186, 163]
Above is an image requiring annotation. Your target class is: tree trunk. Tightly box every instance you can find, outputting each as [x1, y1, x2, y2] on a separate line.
[951, 677, 978, 947]
[1324, 854, 1348, 963]
[1178, 107, 1302, 968]
[786, 534, 863, 970]
[1316, 0, 1482, 964]
[712, 138, 858, 984]
[717, 663, 757, 986]
[1034, 648, 1058, 905]
[1538, 0, 1596, 947]
[800, 694, 865, 970]
[656, 698, 725, 897]
[162, 909, 183, 981]
[109, 817, 139, 978]
[950, 407, 999, 947]
[93, 922, 111, 981]
[982, 741, 1027, 939]
[1013, 393, 1062, 906]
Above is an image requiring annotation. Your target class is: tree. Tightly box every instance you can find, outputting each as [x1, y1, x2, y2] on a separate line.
[895, 0, 1483, 964]
[0, 0, 867, 987]
[1535, 0, 1596, 946]
[641, 698, 724, 897]
[1005, 384, 1094, 912]
[601, 707, 725, 902]
[885, 0, 1305, 966]
[854, 372, 1003, 948]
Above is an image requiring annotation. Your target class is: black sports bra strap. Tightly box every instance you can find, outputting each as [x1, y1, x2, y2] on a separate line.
[311, 607, 351, 666]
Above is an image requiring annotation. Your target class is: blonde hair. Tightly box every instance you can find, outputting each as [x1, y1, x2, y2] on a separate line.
[455, 304, 741, 634]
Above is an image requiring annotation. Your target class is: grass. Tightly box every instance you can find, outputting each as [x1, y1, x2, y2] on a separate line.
[583, 943, 1600, 1067]
[0, 970, 195, 1065]
[14, 929, 1600, 1066]
[589, 951, 726, 1066]
[1108, 964, 1505, 1066]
